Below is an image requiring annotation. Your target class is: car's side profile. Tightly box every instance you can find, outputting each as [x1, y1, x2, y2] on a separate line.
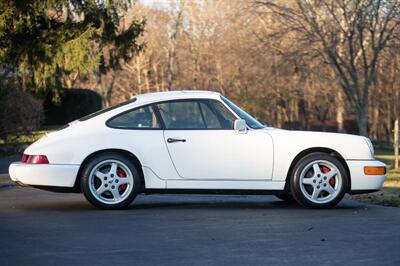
[9, 90, 386, 209]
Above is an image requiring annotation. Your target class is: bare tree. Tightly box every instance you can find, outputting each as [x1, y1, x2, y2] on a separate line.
[166, 0, 186, 91]
[68, 0, 400, 142]
[256, 0, 400, 136]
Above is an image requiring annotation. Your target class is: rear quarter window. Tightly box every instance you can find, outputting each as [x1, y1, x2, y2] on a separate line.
[107, 105, 160, 129]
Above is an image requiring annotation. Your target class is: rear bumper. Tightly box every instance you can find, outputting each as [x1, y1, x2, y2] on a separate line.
[9, 162, 79, 188]
[347, 159, 386, 191]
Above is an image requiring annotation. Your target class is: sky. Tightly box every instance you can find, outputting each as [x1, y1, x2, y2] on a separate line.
[140, 0, 170, 8]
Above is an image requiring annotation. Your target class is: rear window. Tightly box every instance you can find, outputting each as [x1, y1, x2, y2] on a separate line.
[107, 106, 160, 129]
[78, 98, 137, 122]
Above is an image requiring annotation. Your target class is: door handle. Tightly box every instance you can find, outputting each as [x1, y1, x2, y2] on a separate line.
[167, 138, 186, 143]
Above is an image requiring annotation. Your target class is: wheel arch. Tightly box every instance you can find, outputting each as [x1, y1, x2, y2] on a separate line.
[284, 147, 351, 192]
[73, 149, 145, 192]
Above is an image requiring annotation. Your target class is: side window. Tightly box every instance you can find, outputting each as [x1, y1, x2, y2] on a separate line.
[208, 100, 236, 129]
[107, 106, 160, 129]
[198, 102, 221, 129]
[157, 101, 206, 129]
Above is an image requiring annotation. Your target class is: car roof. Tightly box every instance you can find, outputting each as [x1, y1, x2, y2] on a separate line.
[136, 90, 221, 104]
[77, 90, 222, 124]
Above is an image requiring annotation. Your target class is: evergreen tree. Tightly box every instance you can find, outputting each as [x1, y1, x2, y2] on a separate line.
[0, 0, 145, 95]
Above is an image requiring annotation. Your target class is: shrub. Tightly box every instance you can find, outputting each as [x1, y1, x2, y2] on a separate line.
[0, 88, 43, 139]
[43, 88, 102, 125]
[0, 87, 44, 154]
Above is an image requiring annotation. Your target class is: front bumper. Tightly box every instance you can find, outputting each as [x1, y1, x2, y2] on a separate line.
[347, 159, 386, 191]
[9, 162, 80, 187]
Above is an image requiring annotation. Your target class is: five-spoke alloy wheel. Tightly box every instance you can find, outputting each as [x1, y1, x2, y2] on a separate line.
[290, 152, 348, 208]
[81, 152, 141, 209]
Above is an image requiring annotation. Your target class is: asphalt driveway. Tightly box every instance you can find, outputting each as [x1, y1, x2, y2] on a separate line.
[0, 179, 399, 266]
[0, 155, 19, 174]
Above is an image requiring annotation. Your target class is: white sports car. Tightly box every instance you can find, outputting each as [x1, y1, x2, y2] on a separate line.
[9, 90, 386, 209]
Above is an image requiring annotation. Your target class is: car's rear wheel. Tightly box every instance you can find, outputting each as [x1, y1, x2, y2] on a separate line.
[290, 153, 348, 208]
[81, 152, 141, 209]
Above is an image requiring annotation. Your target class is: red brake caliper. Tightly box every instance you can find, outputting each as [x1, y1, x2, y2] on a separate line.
[117, 168, 127, 191]
[322, 166, 335, 186]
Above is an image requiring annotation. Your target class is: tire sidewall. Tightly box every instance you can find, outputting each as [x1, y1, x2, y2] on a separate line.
[290, 153, 348, 208]
[81, 152, 141, 210]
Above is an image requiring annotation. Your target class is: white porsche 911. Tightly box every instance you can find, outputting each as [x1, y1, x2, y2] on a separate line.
[9, 90, 386, 209]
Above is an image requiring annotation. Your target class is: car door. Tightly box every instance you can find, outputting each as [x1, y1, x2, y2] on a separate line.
[157, 99, 273, 180]
[105, 104, 181, 182]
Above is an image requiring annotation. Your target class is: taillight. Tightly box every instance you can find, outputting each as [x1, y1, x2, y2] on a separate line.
[21, 154, 29, 163]
[22, 154, 49, 164]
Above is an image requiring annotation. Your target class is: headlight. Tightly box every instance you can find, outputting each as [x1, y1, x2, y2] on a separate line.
[364, 137, 374, 156]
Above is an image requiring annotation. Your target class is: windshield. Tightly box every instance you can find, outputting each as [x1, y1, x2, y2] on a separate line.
[221, 96, 265, 129]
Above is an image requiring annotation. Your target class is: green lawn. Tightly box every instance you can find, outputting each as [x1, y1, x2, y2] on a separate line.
[0, 130, 49, 145]
[375, 148, 397, 168]
[0, 128, 56, 155]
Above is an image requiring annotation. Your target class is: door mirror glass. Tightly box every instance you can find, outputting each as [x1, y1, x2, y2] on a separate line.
[234, 119, 247, 133]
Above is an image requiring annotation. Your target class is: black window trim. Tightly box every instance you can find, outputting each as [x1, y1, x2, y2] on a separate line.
[106, 98, 239, 131]
[105, 103, 162, 130]
[155, 98, 237, 130]
[197, 102, 208, 128]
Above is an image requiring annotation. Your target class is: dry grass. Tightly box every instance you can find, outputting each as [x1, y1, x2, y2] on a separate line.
[351, 170, 400, 207]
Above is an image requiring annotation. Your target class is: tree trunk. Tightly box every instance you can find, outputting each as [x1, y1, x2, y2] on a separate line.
[105, 71, 116, 107]
[336, 90, 344, 133]
[136, 58, 142, 94]
[356, 104, 369, 137]
[166, 48, 174, 91]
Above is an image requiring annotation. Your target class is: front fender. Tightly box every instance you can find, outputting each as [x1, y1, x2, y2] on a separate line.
[264, 129, 373, 181]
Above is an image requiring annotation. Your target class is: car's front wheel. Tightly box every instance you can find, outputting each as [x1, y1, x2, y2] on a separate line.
[81, 152, 141, 209]
[290, 153, 348, 208]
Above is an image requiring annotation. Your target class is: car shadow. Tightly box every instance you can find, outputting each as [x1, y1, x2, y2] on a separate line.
[12, 200, 365, 212]
[3, 189, 368, 212]
[127, 198, 364, 211]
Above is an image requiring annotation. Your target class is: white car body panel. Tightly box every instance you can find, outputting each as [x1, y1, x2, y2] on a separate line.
[347, 160, 386, 190]
[265, 129, 373, 182]
[8, 90, 386, 194]
[163, 130, 273, 180]
[9, 162, 79, 187]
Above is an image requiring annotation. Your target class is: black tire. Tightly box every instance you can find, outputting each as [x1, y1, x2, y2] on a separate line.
[290, 152, 348, 208]
[81, 152, 141, 210]
[275, 193, 295, 202]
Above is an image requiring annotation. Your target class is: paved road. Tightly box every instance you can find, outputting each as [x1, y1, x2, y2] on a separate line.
[0, 180, 399, 266]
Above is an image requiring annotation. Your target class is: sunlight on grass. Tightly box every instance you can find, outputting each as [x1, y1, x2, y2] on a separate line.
[0, 130, 52, 145]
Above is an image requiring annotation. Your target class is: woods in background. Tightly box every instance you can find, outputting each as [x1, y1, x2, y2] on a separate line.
[1, 0, 400, 144]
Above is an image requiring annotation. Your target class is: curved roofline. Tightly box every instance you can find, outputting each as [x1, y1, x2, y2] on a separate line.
[136, 90, 220, 98]
[77, 90, 223, 124]
[136, 90, 221, 102]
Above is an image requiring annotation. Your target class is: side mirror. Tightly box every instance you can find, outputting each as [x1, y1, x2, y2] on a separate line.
[234, 119, 247, 134]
